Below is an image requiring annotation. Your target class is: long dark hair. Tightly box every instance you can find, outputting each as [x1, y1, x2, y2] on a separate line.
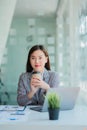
[26, 45, 51, 72]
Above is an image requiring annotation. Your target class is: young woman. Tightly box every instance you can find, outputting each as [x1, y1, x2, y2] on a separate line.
[17, 45, 59, 106]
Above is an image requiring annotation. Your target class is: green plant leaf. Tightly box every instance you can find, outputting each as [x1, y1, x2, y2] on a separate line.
[47, 92, 60, 109]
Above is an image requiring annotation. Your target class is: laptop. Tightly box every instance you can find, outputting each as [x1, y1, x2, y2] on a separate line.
[30, 87, 80, 112]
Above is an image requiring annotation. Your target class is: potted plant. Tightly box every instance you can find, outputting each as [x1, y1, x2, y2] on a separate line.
[47, 92, 60, 120]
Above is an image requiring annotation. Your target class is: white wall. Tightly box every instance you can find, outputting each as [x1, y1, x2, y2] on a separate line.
[0, 0, 17, 65]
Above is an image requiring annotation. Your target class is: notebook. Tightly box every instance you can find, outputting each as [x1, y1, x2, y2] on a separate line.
[30, 87, 80, 112]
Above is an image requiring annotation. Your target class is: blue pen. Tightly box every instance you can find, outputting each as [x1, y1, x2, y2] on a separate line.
[9, 118, 17, 120]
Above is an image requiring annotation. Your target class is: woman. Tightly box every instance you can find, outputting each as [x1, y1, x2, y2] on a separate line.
[17, 45, 59, 106]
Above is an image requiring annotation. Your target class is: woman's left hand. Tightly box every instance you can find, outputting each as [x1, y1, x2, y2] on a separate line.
[32, 77, 50, 90]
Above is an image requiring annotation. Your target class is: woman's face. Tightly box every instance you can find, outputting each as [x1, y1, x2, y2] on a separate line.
[30, 50, 48, 72]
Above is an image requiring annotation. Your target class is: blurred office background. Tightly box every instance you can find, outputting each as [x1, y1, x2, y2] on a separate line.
[0, 0, 87, 105]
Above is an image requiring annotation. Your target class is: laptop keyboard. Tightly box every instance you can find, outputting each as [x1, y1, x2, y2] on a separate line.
[30, 106, 43, 111]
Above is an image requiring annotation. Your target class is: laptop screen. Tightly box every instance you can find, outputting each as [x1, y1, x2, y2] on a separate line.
[48, 87, 80, 110]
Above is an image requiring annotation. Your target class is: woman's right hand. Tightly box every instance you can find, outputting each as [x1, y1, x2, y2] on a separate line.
[30, 77, 39, 93]
[27, 77, 39, 99]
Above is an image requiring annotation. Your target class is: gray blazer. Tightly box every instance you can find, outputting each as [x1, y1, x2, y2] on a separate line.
[17, 68, 59, 106]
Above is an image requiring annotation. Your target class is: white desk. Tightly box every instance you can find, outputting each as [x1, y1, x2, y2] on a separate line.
[0, 105, 87, 130]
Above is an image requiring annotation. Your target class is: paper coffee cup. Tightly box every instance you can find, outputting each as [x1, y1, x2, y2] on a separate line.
[32, 71, 42, 79]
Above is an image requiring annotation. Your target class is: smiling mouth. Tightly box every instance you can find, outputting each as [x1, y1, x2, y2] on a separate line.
[35, 65, 40, 67]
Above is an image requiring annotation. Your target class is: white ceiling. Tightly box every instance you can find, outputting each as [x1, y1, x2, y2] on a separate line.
[14, 0, 59, 18]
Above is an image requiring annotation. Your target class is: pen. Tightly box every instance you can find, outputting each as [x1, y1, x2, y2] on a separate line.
[17, 105, 27, 111]
[9, 118, 17, 120]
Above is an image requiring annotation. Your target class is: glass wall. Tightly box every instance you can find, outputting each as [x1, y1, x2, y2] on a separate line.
[1, 0, 87, 105]
[57, 0, 87, 105]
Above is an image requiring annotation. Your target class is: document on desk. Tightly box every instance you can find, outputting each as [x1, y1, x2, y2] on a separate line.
[0, 105, 26, 111]
[0, 105, 30, 123]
